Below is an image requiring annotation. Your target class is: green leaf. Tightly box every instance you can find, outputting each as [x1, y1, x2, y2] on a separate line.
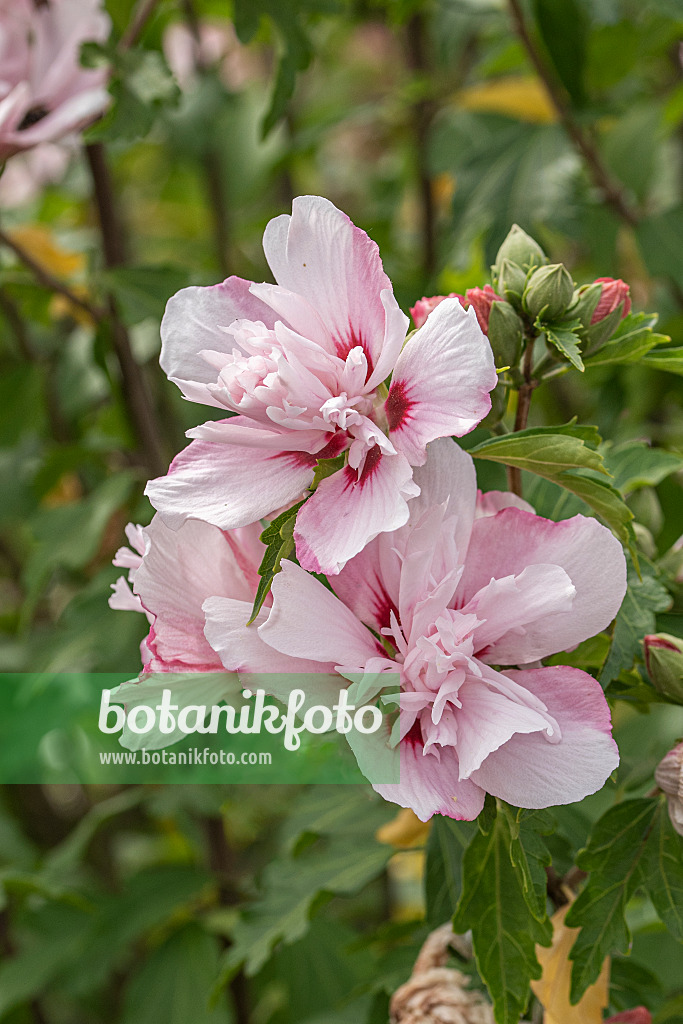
[636, 206, 683, 289]
[424, 817, 476, 929]
[584, 310, 667, 367]
[642, 346, 683, 376]
[567, 797, 683, 1004]
[544, 319, 585, 371]
[566, 798, 659, 1002]
[105, 266, 191, 326]
[451, 799, 552, 1024]
[469, 425, 637, 555]
[640, 798, 683, 943]
[604, 442, 683, 494]
[216, 788, 393, 983]
[249, 499, 306, 623]
[600, 554, 672, 686]
[532, 0, 587, 107]
[121, 925, 230, 1024]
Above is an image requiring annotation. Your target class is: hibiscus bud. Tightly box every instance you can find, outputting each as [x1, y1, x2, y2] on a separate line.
[605, 1010, 652, 1024]
[496, 258, 528, 307]
[523, 263, 574, 321]
[592, 277, 631, 324]
[410, 293, 459, 329]
[644, 633, 683, 705]
[487, 300, 523, 368]
[464, 285, 501, 333]
[494, 224, 547, 274]
[654, 742, 683, 838]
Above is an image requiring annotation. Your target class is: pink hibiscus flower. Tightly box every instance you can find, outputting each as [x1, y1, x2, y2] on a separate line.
[205, 438, 626, 821]
[146, 196, 497, 575]
[109, 514, 331, 682]
[0, 0, 110, 163]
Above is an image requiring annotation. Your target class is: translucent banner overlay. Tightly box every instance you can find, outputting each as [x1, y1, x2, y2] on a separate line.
[0, 673, 401, 785]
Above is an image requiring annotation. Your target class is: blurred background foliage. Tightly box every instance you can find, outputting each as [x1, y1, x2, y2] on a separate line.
[1, 0, 683, 1020]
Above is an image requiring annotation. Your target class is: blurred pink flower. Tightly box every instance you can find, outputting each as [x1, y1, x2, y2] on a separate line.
[205, 438, 626, 821]
[0, 142, 70, 206]
[0, 0, 110, 163]
[162, 20, 259, 92]
[146, 196, 497, 576]
[410, 286, 502, 333]
[591, 277, 631, 324]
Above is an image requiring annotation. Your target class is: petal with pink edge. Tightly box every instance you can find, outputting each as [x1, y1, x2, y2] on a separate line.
[475, 490, 535, 519]
[262, 196, 407, 381]
[333, 438, 476, 632]
[133, 517, 258, 670]
[457, 508, 627, 662]
[160, 278, 277, 407]
[203, 596, 333, 675]
[470, 666, 619, 807]
[374, 734, 486, 822]
[259, 560, 383, 668]
[145, 440, 315, 531]
[294, 448, 420, 576]
[386, 298, 497, 466]
[454, 676, 559, 781]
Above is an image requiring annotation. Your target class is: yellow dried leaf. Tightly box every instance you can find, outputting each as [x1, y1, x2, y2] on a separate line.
[531, 904, 609, 1024]
[50, 287, 96, 326]
[456, 76, 557, 124]
[376, 807, 431, 848]
[9, 224, 85, 279]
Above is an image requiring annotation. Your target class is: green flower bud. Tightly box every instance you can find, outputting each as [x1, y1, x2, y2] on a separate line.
[522, 263, 574, 321]
[496, 258, 528, 308]
[644, 634, 683, 706]
[487, 300, 523, 368]
[494, 224, 547, 275]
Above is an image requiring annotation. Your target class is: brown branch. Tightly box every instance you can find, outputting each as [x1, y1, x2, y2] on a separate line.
[0, 226, 104, 322]
[204, 817, 250, 1024]
[0, 283, 35, 360]
[406, 13, 437, 279]
[181, 0, 232, 278]
[85, 142, 168, 478]
[117, 0, 160, 53]
[507, 0, 639, 228]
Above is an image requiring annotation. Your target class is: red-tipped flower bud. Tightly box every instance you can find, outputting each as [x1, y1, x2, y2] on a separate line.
[410, 293, 460, 329]
[591, 277, 631, 324]
[605, 1010, 652, 1024]
[643, 633, 683, 705]
[464, 285, 502, 333]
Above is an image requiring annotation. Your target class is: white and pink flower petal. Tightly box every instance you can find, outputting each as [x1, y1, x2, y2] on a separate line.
[386, 299, 497, 466]
[145, 439, 316, 531]
[470, 666, 618, 808]
[374, 734, 486, 822]
[262, 195, 407, 383]
[293, 448, 420, 575]
[160, 278, 278, 407]
[457, 508, 627, 662]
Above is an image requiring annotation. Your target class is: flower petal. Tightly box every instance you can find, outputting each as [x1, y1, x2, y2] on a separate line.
[259, 560, 383, 667]
[470, 666, 619, 807]
[374, 737, 486, 822]
[386, 298, 497, 466]
[145, 439, 315, 531]
[294, 448, 420, 575]
[203, 596, 333, 675]
[262, 195, 407, 382]
[454, 676, 559, 780]
[160, 278, 278, 406]
[133, 517, 259, 671]
[457, 508, 627, 661]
